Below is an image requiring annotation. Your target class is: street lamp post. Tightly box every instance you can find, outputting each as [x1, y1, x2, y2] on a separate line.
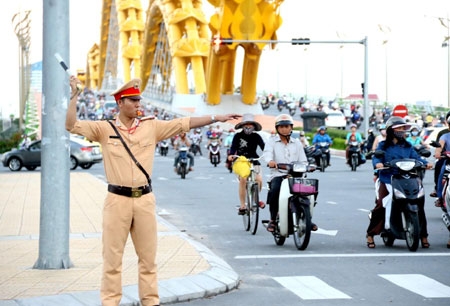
[442, 16, 450, 108]
[12, 10, 31, 132]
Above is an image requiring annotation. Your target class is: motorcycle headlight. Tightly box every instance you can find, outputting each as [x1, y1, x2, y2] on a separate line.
[292, 162, 308, 173]
[395, 161, 415, 171]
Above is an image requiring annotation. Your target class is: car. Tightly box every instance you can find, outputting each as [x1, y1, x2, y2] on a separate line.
[1, 138, 102, 171]
[325, 111, 347, 129]
[423, 126, 447, 146]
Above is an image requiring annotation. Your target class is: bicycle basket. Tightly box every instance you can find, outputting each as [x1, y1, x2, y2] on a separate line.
[232, 156, 251, 178]
[288, 178, 319, 196]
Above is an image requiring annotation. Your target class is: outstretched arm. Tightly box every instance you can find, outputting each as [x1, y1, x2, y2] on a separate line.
[189, 114, 241, 129]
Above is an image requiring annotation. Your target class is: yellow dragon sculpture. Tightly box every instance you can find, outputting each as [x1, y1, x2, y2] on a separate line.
[86, 0, 284, 108]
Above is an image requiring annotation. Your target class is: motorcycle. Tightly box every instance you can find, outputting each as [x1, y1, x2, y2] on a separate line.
[428, 141, 450, 237]
[262, 162, 318, 250]
[208, 139, 221, 167]
[375, 152, 426, 251]
[189, 140, 202, 156]
[314, 142, 331, 172]
[260, 96, 271, 110]
[159, 139, 169, 156]
[176, 147, 191, 179]
[347, 141, 366, 171]
[304, 145, 320, 166]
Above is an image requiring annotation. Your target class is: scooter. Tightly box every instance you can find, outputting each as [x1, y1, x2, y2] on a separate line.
[375, 152, 426, 251]
[159, 139, 169, 156]
[315, 142, 330, 172]
[176, 147, 191, 179]
[190, 140, 202, 156]
[304, 145, 320, 166]
[428, 141, 450, 236]
[347, 141, 365, 171]
[208, 139, 221, 167]
[262, 162, 318, 250]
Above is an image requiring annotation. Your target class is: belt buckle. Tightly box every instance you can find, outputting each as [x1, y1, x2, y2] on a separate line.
[131, 187, 142, 198]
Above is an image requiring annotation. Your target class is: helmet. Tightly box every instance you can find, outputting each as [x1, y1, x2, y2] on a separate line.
[350, 123, 357, 128]
[385, 116, 411, 131]
[368, 128, 373, 133]
[300, 131, 305, 136]
[446, 110, 450, 122]
[378, 124, 386, 131]
[318, 126, 326, 131]
[195, 128, 201, 133]
[275, 114, 294, 127]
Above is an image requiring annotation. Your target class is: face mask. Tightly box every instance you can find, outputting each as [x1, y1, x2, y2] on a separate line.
[411, 131, 419, 136]
[243, 126, 254, 135]
[393, 130, 406, 139]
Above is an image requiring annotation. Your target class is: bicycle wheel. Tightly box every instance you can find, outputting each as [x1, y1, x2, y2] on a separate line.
[293, 204, 311, 250]
[248, 183, 260, 235]
[242, 184, 251, 231]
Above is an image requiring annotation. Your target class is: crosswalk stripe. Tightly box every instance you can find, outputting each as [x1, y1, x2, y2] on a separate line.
[380, 274, 450, 298]
[273, 276, 351, 300]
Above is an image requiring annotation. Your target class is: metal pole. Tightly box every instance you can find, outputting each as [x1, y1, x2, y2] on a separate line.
[447, 15, 450, 108]
[34, 0, 72, 269]
[363, 36, 369, 137]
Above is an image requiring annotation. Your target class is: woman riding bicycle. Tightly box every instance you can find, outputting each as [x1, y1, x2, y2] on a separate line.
[264, 114, 318, 232]
[228, 113, 265, 215]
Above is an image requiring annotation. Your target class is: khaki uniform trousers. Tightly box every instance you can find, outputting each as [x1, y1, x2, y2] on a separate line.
[100, 192, 159, 306]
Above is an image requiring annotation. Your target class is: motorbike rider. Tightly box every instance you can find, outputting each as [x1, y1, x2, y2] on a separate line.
[433, 116, 450, 209]
[299, 130, 309, 147]
[189, 128, 203, 156]
[345, 123, 363, 162]
[366, 128, 376, 156]
[367, 116, 433, 249]
[228, 113, 265, 215]
[264, 114, 318, 233]
[173, 132, 195, 172]
[430, 111, 450, 198]
[406, 126, 428, 148]
[371, 124, 386, 151]
[312, 126, 333, 166]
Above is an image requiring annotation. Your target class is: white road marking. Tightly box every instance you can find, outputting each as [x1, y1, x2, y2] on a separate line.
[326, 201, 338, 205]
[235, 253, 450, 259]
[274, 276, 351, 300]
[314, 228, 338, 236]
[380, 274, 450, 298]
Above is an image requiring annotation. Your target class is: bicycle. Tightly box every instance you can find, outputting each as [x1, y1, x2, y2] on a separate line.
[231, 155, 264, 235]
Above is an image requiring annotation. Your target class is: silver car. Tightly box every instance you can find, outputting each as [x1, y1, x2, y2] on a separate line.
[1, 138, 102, 171]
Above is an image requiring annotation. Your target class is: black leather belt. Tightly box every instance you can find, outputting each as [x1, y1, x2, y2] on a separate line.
[108, 184, 152, 198]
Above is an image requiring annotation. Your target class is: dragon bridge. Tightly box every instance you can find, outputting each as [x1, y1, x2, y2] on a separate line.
[84, 0, 284, 114]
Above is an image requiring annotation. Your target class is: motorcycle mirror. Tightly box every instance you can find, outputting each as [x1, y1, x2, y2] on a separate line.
[373, 150, 385, 158]
[429, 140, 441, 148]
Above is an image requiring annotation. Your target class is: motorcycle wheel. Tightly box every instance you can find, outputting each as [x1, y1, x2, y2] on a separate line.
[320, 156, 326, 172]
[351, 156, 358, 171]
[273, 216, 286, 246]
[246, 183, 260, 235]
[404, 211, 420, 251]
[293, 204, 311, 250]
[180, 165, 186, 179]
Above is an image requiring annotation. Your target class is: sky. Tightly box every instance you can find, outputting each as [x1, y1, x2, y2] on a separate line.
[1, 0, 449, 118]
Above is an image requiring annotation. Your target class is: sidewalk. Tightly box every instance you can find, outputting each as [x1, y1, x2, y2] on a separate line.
[0, 172, 239, 306]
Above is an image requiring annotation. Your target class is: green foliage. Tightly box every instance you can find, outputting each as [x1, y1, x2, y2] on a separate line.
[0, 132, 22, 153]
[296, 127, 360, 151]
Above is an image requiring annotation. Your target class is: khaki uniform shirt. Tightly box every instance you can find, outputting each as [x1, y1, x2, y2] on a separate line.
[70, 116, 190, 187]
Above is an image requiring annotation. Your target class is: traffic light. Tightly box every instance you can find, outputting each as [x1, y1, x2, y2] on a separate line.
[361, 82, 365, 96]
[291, 38, 310, 45]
